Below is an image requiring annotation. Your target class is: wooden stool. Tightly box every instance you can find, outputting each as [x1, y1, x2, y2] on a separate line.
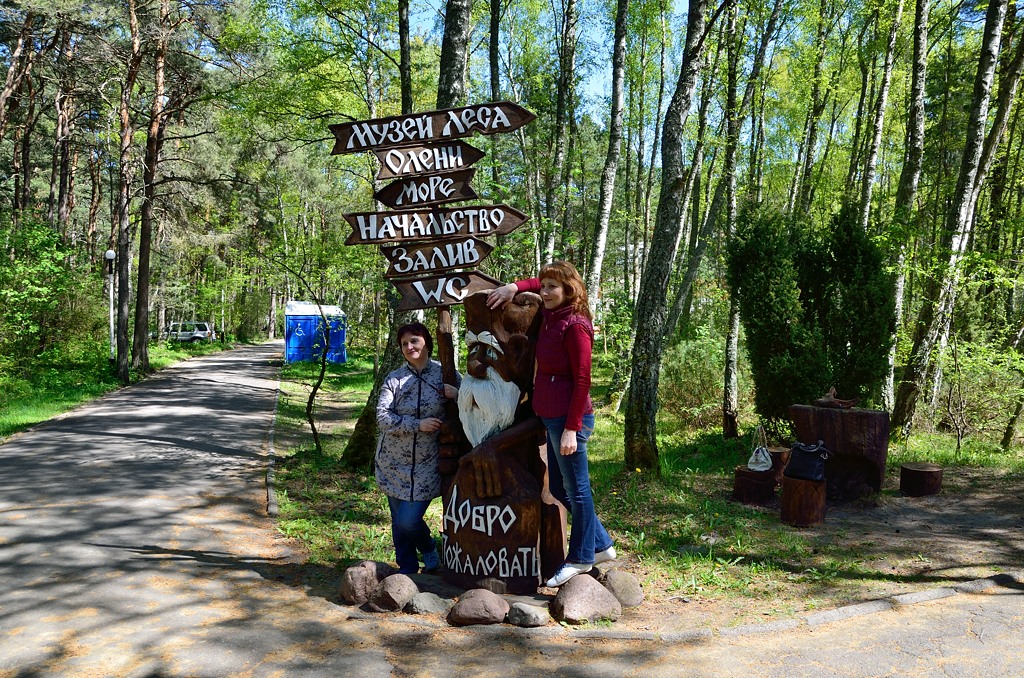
[781, 476, 826, 527]
[733, 465, 775, 504]
[900, 462, 942, 497]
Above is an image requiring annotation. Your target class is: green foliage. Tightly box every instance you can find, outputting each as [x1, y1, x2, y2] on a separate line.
[659, 325, 753, 429]
[932, 338, 1024, 448]
[728, 206, 895, 437]
[0, 220, 96, 365]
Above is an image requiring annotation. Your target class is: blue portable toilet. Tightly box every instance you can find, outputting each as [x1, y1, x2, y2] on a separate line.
[284, 301, 347, 364]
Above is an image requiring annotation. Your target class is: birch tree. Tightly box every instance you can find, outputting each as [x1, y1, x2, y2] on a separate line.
[892, 0, 1009, 437]
[586, 0, 629, 312]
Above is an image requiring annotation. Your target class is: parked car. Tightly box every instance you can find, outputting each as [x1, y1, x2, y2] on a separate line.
[164, 321, 216, 343]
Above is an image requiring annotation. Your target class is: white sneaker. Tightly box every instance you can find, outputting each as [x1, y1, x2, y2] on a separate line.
[544, 562, 592, 587]
[594, 546, 617, 565]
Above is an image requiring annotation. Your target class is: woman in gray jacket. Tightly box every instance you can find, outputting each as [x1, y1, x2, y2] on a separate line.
[376, 322, 459, 574]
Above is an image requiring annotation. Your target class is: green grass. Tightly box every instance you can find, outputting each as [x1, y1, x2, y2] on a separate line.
[0, 339, 228, 438]
[271, 351, 1024, 624]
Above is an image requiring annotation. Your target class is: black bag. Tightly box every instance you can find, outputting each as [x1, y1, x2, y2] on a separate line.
[784, 440, 830, 481]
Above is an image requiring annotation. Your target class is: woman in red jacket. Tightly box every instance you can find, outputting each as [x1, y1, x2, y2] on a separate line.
[487, 261, 616, 587]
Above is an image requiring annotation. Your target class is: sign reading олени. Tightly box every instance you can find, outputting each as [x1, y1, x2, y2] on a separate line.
[335, 101, 535, 311]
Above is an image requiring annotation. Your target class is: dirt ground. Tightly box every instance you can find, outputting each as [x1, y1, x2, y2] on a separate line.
[275, 381, 1024, 632]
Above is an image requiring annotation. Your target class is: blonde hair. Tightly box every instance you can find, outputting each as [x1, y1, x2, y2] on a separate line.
[538, 260, 592, 321]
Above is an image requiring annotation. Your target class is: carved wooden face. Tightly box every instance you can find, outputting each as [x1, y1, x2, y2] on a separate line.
[462, 290, 541, 392]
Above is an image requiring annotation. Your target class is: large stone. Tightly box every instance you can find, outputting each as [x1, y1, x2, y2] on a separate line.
[447, 588, 510, 626]
[549, 573, 621, 624]
[340, 560, 393, 605]
[601, 569, 644, 607]
[368, 574, 419, 612]
[405, 592, 454, 615]
[506, 602, 550, 627]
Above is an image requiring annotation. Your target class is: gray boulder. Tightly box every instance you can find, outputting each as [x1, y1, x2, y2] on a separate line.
[601, 569, 644, 607]
[340, 560, 393, 605]
[447, 588, 510, 626]
[506, 602, 550, 627]
[368, 574, 419, 612]
[405, 592, 454, 615]
[549, 573, 621, 624]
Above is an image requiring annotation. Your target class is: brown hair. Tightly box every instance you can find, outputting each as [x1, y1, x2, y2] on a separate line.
[396, 322, 433, 355]
[538, 260, 592, 321]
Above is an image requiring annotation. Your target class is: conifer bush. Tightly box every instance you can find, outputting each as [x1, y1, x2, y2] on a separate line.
[727, 205, 895, 437]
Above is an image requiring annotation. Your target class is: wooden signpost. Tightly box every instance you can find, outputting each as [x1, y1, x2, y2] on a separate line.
[373, 169, 478, 209]
[374, 140, 485, 180]
[337, 101, 535, 313]
[330, 102, 536, 155]
[343, 205, 528, 246]
[333, 102, 542, 593]
[391, 271, 503, 311]
[380, 238, 494, 278]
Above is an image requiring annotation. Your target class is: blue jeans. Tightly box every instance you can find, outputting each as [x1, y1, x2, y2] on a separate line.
[386, 495, 437, 574]
[541, 414, 614, 565]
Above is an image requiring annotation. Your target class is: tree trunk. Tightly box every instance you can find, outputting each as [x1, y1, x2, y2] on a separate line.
[133, 1, 169, 374]
[544, 0, 579, 262]
[116, 0, 144, 385]
[791, 0, 834, 215]
[859, 0, 905, 231]
[624, 0, 718, 472]
[398, 0, 412, 115]
[892, 0, 1009, 438]
[586, 0, 629, 313]
[436, 0, 472, 110]
[883, 0, 930, 412]
[721, 0, 740, 439]
[0, 11, 37, 142]
[342, 0, 473, 468]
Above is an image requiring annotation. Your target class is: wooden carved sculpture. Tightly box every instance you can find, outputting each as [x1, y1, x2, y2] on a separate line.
[438, 290, 566, 594]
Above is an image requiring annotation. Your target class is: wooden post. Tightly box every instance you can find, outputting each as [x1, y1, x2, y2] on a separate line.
[781, 476, 826, 527]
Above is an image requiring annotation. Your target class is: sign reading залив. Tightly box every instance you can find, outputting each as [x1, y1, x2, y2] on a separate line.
[330, 102, 535, 155]
[335, 101, 535, 312]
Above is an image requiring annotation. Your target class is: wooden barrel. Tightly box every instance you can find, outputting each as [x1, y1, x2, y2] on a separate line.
[780, 476, 826, 527]
[733, 465, 775, 504]
[900, 462, 943, 497]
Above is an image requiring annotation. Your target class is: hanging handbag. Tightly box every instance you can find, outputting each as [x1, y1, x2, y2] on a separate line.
[746, 425, 772, 472]
[784, 440, 830, 481]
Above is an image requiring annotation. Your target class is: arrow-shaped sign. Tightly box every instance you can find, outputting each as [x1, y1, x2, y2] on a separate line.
[330, 101, 536, 155]
[373, 169, 477, 209]
[380, 237, 494, 278]
[343, 205, 529, 245]
[392, 271, 502, 311]
[374, 140, 485, 180]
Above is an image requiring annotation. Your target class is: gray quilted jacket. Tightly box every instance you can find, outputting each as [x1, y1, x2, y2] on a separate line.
[375, 360, 457, 501]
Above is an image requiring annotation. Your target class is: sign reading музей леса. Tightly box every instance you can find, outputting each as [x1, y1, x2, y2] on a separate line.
[332, 102, 535, 311]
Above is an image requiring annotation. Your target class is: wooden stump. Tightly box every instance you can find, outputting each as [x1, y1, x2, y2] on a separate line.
[789, 405, 889, 492]
[733, 465, 775, 504]
[900, 462, 943, 497]
[768, 447, 791, 487]
[781, 476, 826, 527]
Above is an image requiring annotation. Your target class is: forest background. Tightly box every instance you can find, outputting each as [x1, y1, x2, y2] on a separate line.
[2, 0, 1024, 473]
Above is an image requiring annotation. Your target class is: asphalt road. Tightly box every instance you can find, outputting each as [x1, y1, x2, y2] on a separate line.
[1, 341, 1021, 677]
